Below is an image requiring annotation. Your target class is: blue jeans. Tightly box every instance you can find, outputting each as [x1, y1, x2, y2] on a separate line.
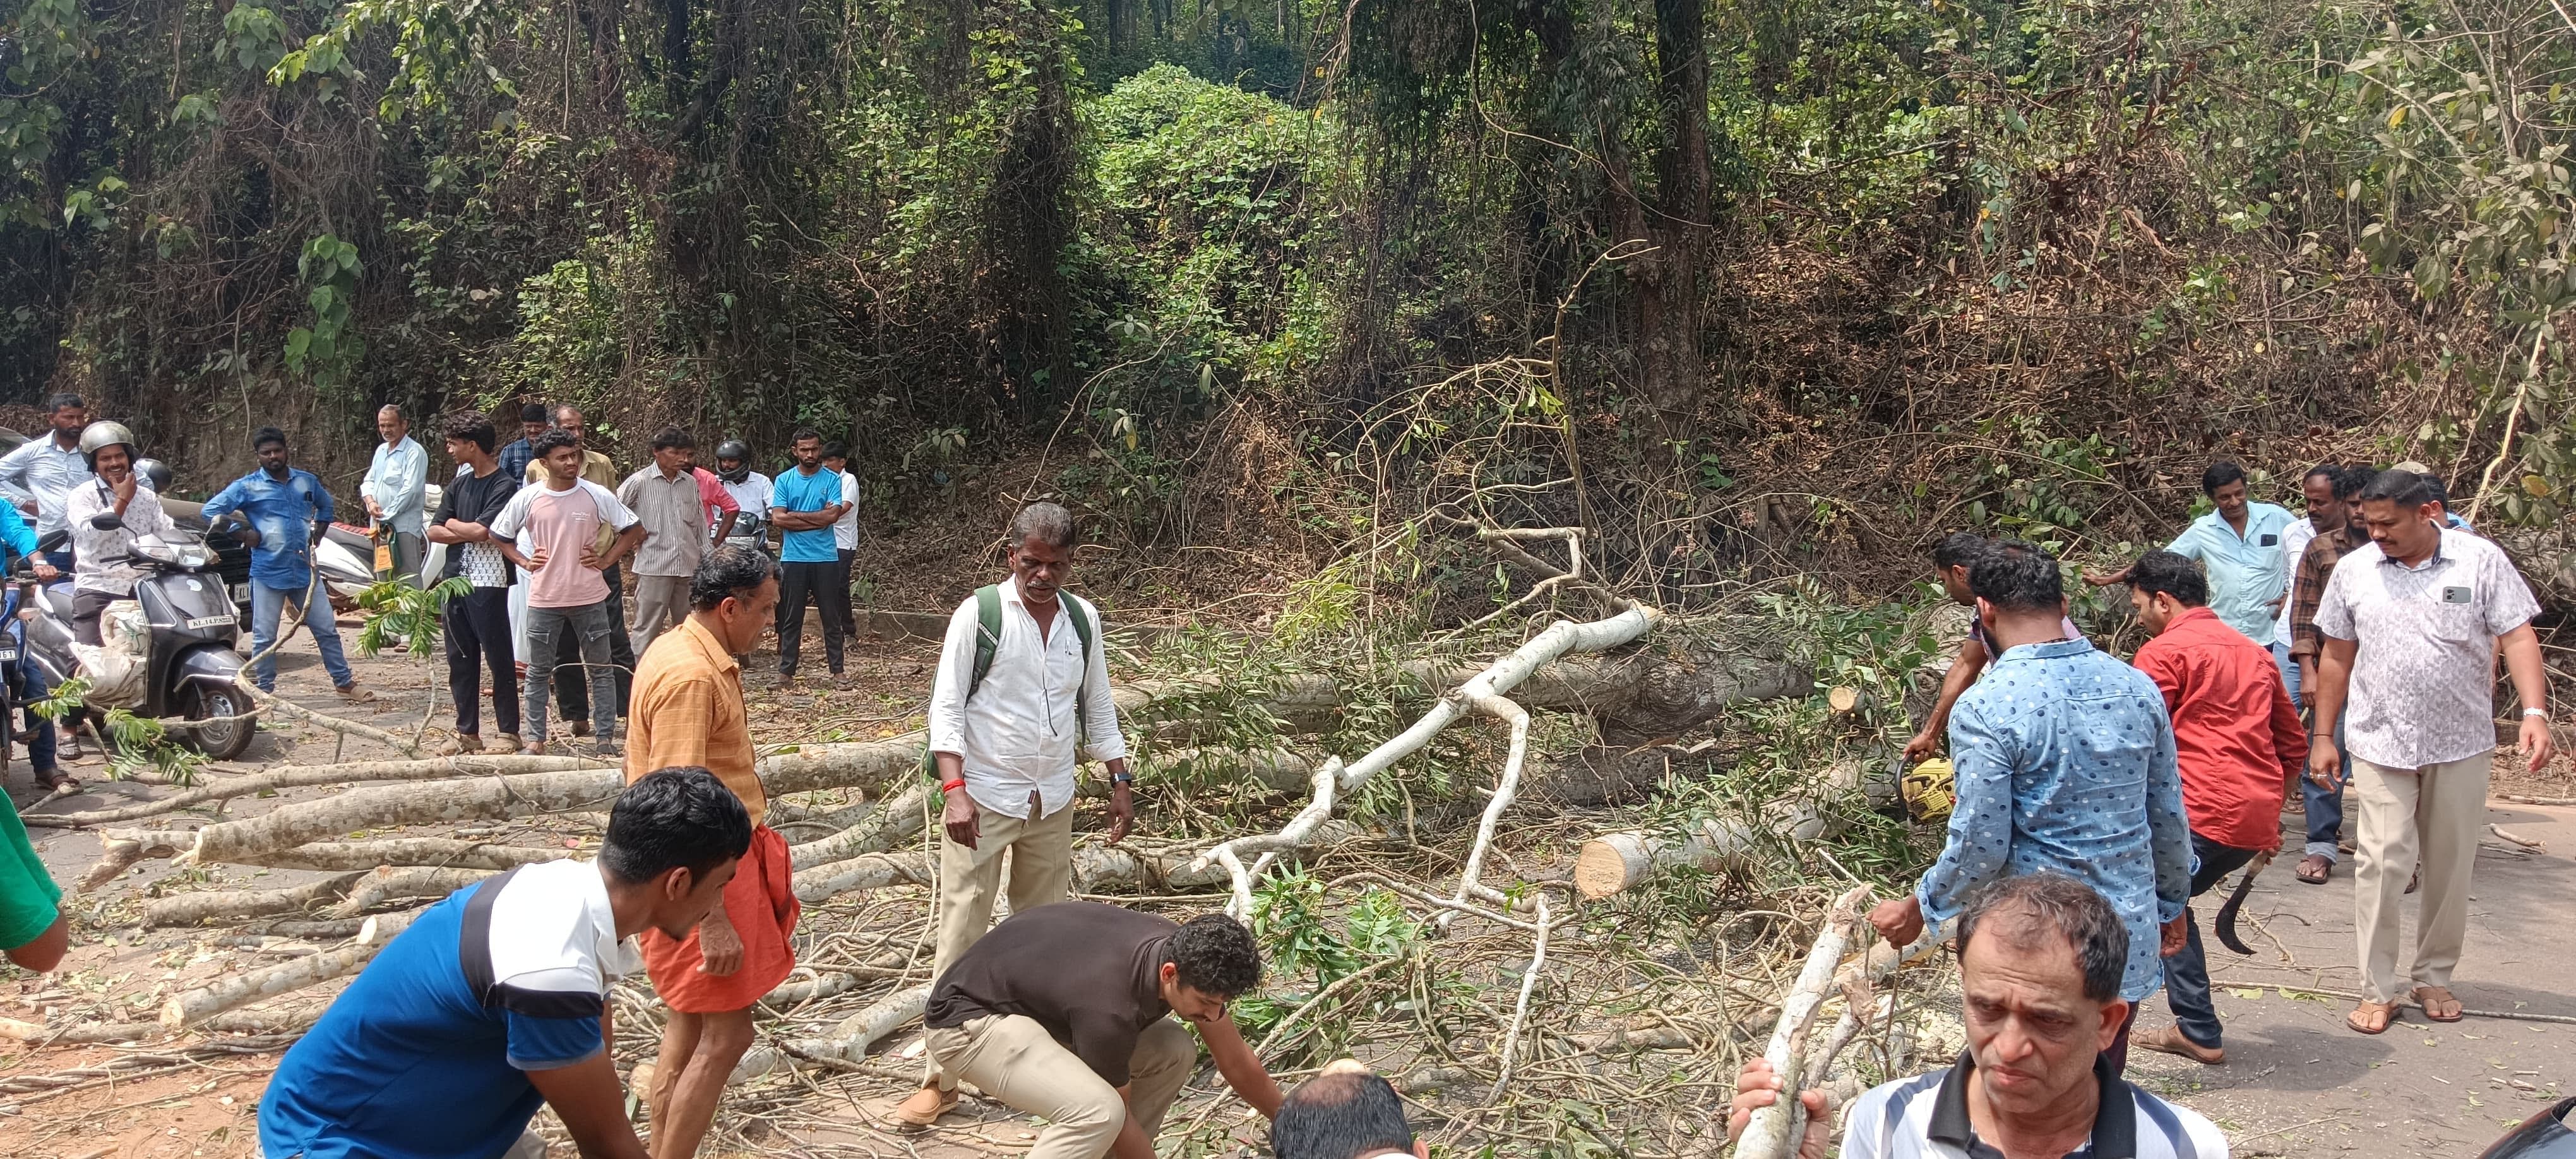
[2305, 714, 2352, 862]
[8, 626, 55, 775]
[251, 580, 354, 692]
[2270, 641, 2300, 705]
[2164, 832, 2262, 1049]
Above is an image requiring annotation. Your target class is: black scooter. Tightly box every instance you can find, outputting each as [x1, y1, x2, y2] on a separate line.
[19, 515, 256, 761]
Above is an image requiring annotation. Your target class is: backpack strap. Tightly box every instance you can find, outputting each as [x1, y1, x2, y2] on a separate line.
[969, 584, 1003, 696]
[1060, 593, 1094, 734]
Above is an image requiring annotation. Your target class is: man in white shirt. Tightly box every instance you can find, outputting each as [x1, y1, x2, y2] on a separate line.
[895, 501, 1133, 1126]
[2265, 463, 2344, 701]
[0, 392, 92, 568]
[63, 422, 177, 646]
[2306, 468, 2551, 1035]
[362, 405, 430, 583]
[711, 440, 770, 552]
[822, 443, 861, 648]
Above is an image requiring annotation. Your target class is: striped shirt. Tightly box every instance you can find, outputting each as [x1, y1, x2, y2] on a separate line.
[1841, 1054, 2230, 1158]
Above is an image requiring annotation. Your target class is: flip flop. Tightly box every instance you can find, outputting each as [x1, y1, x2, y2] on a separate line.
[2414, 987, 2464, 1023]
[2296, 855, 2332, 884]
[2347, 1001, 2397, 1035]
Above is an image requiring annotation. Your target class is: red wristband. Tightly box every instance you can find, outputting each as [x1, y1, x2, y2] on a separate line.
[940, 778, 966, 793]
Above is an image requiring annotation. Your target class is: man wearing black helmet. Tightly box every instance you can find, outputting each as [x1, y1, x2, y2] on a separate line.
[63, 420, 177, 647]
[710, 440, 770, 553]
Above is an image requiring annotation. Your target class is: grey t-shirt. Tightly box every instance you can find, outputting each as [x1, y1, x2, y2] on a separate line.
[2316, 528, 2539, 768]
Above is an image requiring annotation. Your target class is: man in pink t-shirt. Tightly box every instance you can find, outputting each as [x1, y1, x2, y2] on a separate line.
[492, 429, 645, 756]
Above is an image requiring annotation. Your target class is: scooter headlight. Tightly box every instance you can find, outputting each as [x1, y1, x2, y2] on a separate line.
[131, 536, 180, 564]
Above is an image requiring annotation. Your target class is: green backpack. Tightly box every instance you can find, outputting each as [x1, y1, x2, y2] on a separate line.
[922, 584, 1094, 780]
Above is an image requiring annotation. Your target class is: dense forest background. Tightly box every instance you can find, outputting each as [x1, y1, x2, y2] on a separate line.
[8, 0, 2576, 617]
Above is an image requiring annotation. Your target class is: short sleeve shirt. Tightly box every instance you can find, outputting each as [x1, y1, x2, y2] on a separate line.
[833, 471, 861, 550]
[2315, 528, 2540, 768]
[618, 467, 711, 578]
[2165, 502, 2297, 642]
[770, 467, 842, 563]
[258, 860, 638, 1159]
[436, 466, 520, 587]
[490, 480, 640, 609]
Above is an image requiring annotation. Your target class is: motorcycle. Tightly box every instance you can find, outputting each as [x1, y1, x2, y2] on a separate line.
[21, 514, 256, 761]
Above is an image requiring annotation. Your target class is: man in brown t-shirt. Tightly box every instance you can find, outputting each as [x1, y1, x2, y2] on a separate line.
[2286, 465, 2374, 884]
[919, 903, 1283, 1159]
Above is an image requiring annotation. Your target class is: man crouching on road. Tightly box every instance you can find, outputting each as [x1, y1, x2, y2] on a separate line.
[1728, 874, 2232, 1159]
[258, 768, 750, 1159]
[918, 901, 1284, 1159]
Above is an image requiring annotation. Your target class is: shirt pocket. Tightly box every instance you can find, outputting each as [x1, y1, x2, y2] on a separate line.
[2419, 590, 2485, 643]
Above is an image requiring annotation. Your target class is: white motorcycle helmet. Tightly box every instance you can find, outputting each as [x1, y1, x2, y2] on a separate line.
[78, 420, 139, 472]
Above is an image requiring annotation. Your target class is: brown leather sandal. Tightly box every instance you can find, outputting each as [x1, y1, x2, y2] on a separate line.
[2347, 1001, 2397, 1035]
[2414, 986, 2464, 1023]
[2296, 854, 2332, 884]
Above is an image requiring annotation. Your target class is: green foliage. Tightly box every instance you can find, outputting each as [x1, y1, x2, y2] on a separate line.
[33, 675, 210, 787]
[355, 576, 470, 658]
[287, 235, 367, 396]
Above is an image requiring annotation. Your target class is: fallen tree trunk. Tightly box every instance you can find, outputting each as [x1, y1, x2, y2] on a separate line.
[789, 785, 928, 871]
[1196, 603, 1662, 914]
[160, 911, 415, 1028]
[725, 984, 929, 1085]
[1570, 758, 1876, 898]
[145, 873, 364, 928]
[105, 769, 627, 867]
[1736, 886, 1871, 1159]
[23, 756, 607, 828]
[326, 866, 494, 917]
[247, 839, 573, 872]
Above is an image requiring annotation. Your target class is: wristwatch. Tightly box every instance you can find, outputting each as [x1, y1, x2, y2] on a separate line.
[1110, 771, 1135, 786]
[2525, 708, 2550, 718]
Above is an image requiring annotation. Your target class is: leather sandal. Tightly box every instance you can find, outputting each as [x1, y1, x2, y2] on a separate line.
[2347, 1001, 2397, 1035]
[2414, 986, 2465, 1023]
[2296, 855, 2332, 884]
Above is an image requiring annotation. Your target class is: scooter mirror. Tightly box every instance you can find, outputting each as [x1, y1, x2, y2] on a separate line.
[89, 513, 125, 532]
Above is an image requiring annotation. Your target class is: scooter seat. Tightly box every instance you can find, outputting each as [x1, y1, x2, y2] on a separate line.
[39, 585, 73, 620]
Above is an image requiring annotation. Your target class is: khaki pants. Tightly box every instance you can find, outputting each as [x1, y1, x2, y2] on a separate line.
[926, 1014, 1196, 1159]
[2352, 751, 2491, 1004]
[925, 799, 1074, 1090]
[629, 574, 691, 658]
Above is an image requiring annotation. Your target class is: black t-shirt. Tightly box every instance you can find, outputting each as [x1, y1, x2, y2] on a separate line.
[924, 901, 1174, 1086]
[435, 466, 521, 584]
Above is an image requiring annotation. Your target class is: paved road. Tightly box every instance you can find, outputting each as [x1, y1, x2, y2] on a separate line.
[2125, 786, 2575, 1157]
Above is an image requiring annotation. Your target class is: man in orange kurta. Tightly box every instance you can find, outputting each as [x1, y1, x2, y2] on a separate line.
[624, 544, 789, 1159]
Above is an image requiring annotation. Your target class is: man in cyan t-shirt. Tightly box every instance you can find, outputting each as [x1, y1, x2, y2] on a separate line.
[492, 429, 644, 756]
[766, 428, 852, 690]
[258, 768, 751, 1159]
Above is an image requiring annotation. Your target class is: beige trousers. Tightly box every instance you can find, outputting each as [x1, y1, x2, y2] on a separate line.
[2351, 751, 2492, 1004]
[629, 574, 691, 658]
[925, 799, 1075, 1089]
[926, 1014, 1196, 1159]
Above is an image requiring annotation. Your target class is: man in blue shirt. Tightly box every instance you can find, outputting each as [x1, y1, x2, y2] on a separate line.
[2086, 460, 2294, 643]
[1872, 539, 2193, 1076]
[767, 427, 852, 691]
[497, 402, 551, 486]
[259, 766, 751, 1159]
[200, 427, 366, 699]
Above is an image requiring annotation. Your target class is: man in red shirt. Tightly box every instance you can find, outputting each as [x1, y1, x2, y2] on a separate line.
[2126, 549, 2306, 1064]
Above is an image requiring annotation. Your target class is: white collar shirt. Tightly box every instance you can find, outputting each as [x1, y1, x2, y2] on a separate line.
[2313, 528, 2540, 768]
[0, 436, 93, 537]
[65, 476, 177, 596]
[925, 580, 1128, 819]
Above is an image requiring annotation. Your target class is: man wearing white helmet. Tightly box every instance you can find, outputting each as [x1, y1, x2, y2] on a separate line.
[61, 420, 176, 646]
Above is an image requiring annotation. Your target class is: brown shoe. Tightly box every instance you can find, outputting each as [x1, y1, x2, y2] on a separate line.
[570, 720, 592, 739]
[337, 682, 374, 704]
[891, 1085, 957, 1127]
[491, 733, 523, 755]
[523, 739, 548, 757]
[2135, 1024, 2224, 1064]
[449, 732, 486, 756]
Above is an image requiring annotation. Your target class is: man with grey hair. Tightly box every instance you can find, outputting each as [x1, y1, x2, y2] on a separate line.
[362, 404, 429, 582]
[895, 501, 1136, 1127]
[1729, 874, 2231, 1159]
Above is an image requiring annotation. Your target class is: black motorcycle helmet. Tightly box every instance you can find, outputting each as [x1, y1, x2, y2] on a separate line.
[134, 457, 174, 494]
[714, 439, 751, 484]
[2482, 1097, 2576, 1158]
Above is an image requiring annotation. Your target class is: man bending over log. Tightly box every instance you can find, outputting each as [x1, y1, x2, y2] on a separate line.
[258, 768, 750, 1159]
[919, 901, 1284, 1159]
[624, 542, 792, 1159]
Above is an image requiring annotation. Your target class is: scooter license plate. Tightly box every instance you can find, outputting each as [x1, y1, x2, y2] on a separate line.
[0, 648, 18, 662]
[186, 614, 236, 629]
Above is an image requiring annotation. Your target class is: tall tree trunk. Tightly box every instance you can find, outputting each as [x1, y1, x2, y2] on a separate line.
[1641, 0, 1710, 437]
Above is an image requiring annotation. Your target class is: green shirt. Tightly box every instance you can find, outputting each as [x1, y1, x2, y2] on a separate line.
[0, 804, 62, 949]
